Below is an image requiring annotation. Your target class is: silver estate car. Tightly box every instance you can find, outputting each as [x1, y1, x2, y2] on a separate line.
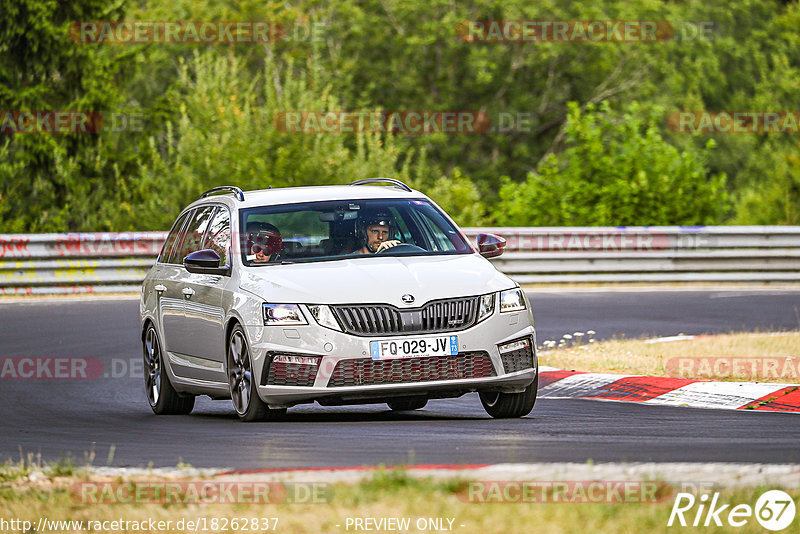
[140, 179, 538, 421]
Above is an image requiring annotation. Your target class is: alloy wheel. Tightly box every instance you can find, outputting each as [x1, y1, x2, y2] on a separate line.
[143, 327, 162, 407]
[228, 330, 252, 415]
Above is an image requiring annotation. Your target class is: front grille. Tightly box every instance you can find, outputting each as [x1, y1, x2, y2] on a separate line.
[500, 338, 535, 374]
[265, 355, 318, 386]
[332, 296, 479, 336]
[327, 352, 494, 387]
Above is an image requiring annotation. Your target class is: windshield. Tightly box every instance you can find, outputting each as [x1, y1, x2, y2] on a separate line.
[239, 198, 473, 265]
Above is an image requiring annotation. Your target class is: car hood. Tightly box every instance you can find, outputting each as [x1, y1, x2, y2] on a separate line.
[238, 254, 515, 306]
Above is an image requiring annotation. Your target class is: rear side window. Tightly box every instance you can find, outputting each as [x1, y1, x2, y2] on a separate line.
[175, 206, 216, 264]
[159, 211, 191, 264]
[202, 207, 231, 266]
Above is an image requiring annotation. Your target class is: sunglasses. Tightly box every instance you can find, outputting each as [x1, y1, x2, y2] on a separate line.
[251, 243, 272, 254]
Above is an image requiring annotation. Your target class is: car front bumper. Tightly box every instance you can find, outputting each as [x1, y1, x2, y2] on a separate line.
[245, 307, 537, 408]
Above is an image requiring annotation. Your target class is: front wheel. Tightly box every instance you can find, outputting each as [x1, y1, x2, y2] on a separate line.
[227, 325, 286, 422]
[479, 375, 538, 419]
[143, 325, 194, 415]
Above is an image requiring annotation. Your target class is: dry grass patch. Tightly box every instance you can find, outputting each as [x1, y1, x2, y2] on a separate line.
[539, 331, 800, 382]
[1, 467, 797, 534]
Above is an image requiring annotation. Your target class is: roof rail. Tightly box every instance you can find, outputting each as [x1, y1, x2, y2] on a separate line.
[348, 178, 412, 193]
[199, 186, 245, 201]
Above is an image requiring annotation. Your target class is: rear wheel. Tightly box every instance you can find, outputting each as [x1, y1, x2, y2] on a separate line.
[227, 325, 286, 422]
[143, 325, 194, 415]
[479, 375, 538, 419]
[387, 397, 428, 411]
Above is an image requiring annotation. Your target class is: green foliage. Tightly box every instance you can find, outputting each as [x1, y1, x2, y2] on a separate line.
[0, 0, 132, 232]
[1, 0, 799, 230]
[48, 456, 75, 477]
[131, 51, 426, 230]
[412, 168, 488, 227]
[730, 144, 800, 225]
[495, 102, 728, 226]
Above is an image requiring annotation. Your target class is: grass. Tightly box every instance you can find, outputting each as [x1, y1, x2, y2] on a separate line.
[0, 454, 78, 484]
[0, 466, 797, 533]
[538, 331, 800, 382]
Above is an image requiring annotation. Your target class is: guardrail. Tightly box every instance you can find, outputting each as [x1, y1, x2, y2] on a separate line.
[1, 227, 798, 294]
[0, 233, 164, 295]
[464, 226, 800, 284]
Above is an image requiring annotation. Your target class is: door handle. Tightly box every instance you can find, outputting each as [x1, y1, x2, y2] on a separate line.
[182, 287, 195, 298]
[154, 284, 166, 293]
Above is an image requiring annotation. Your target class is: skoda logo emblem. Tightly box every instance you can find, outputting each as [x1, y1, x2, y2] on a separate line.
[401, 294, 415, 304]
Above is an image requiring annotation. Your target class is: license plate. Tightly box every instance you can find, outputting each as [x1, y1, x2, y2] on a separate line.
[370, 336, 458, 360]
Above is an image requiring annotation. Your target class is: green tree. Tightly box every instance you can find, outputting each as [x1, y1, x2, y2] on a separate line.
[495, 102, 728, 226]
[0, 0, 129, 232]
[130, 50, 428, 230]
[411, 167, 487, 227]
[730, 143, 800, 225]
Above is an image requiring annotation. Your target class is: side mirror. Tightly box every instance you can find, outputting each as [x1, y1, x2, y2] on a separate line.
[477, 233, 506, 259]
[183, 249, 230, 275]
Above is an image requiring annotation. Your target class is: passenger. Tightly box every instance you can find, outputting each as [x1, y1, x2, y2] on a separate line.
[246, 222, 282, 263]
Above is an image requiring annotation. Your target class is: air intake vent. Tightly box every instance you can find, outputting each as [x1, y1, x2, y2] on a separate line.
[332, 296, 479, 336]
[327, 352, 494, 387]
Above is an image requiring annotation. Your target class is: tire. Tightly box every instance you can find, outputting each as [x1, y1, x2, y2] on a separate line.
[479, 374, 538, 419]
[143, 324, 195, 415]
[387, 397, 428, 411]
[227, 325, 286, 422]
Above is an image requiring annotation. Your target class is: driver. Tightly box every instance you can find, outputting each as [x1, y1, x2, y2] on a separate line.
[358, 213, 401, 254]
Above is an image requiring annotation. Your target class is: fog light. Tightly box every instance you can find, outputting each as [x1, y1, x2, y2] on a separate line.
[498, 338, 530, 354]
[272, 355, 320, 366]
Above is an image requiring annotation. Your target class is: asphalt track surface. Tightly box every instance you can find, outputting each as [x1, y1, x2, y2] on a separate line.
[1, 289, 798, 469]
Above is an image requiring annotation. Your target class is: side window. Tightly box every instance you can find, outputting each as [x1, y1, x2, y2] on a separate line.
[242, 210, 329, 262]
[176, 206, 216, 263]
[202, 207, 231, 266]
[159, 211, 191, 264]
[408, 209, 456, 252]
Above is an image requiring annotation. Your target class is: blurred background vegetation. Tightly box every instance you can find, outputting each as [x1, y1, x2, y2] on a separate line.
[1, 0, 798, 231]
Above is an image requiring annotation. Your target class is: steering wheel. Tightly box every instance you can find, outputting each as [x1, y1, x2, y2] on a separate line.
[375, 243, 426, 254]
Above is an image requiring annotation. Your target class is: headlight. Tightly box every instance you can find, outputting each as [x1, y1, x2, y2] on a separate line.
[477, 293, 495, 323]
[263, 303, 307, 326]
[500, 288, 526, 313]
[307, 304, 342, 331]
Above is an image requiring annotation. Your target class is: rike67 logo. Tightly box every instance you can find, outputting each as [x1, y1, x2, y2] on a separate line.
[668, 490, 796, 531]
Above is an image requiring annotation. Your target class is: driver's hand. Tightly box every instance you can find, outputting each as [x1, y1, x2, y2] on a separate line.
[376, 240, 401, 253]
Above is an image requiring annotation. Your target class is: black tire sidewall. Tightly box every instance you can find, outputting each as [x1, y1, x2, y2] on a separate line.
[144, 325, 193, 415]
[228, 325, 275, 421]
